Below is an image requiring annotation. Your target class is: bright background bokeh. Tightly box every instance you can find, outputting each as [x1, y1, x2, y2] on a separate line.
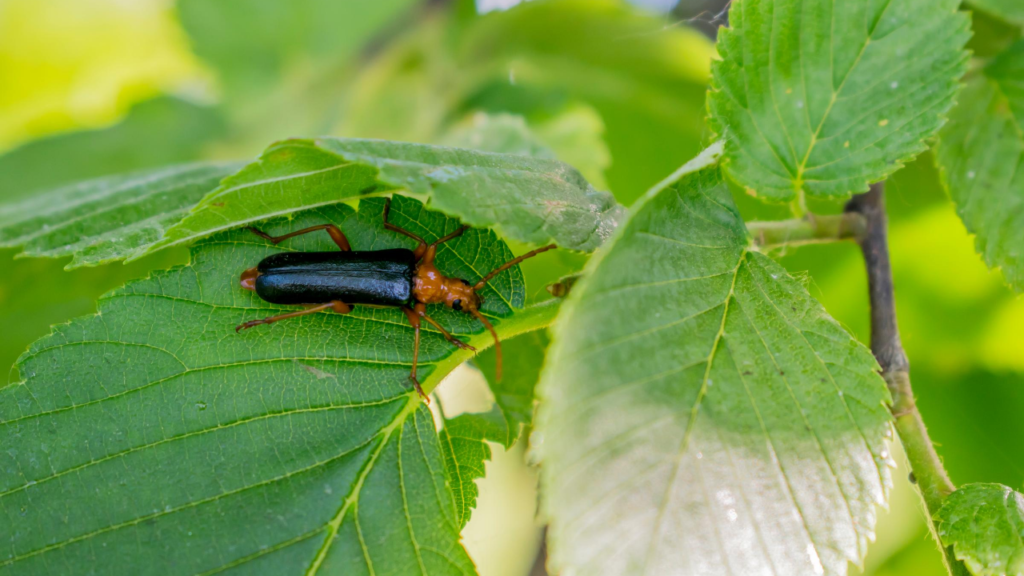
[1, 1, 1021, 574]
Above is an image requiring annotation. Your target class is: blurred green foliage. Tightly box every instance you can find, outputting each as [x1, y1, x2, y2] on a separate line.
[0, 1, 1020, 575]
[0, 97, 225, 202]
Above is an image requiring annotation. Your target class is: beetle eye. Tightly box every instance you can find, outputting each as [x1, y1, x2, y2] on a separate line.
[452, 299, 463, 311]
[460, 279, 471, 286]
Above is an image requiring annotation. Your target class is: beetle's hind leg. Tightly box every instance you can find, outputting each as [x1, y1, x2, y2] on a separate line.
[246, 224, 351, 251]
[236, 301, 351, 332]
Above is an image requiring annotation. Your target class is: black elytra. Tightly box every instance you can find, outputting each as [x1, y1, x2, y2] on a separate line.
[254, 249, 417, 307]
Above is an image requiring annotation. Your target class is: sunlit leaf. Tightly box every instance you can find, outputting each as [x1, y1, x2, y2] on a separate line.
[536, 144, 893, 575]
[709, 0, 970, 200]
[936, 39, 1024, 290]
[0, 195, 559, 575]
[937, 483, 1024, 576]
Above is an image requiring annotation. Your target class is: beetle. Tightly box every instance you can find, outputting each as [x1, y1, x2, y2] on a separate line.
[237, 197, 555, 399]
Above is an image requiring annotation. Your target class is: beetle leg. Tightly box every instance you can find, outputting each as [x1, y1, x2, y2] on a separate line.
[401, 307, 429, 401]
[246, 224, 351, 251]
[383, 197, 429, 259]
[383, 197, 471, 262]
[415, 225, 471, 267]
[236, 300, 351, 332]
[431, 225, 469, 248]
[417, 306, 475, 352]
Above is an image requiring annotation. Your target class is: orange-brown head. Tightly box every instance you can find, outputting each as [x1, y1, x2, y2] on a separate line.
[412, 261, 482, 311]
[445, 278, 482, 314]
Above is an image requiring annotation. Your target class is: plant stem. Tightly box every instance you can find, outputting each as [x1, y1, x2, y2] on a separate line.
[530, 528, 548, 576]
[844, 183, 968, 576]
[747, 212, 866, 249]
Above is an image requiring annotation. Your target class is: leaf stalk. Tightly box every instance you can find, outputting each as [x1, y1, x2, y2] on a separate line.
[747, 212, 866, 249]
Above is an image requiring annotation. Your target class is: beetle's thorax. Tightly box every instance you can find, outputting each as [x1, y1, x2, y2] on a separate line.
[412, 261, 479, 311]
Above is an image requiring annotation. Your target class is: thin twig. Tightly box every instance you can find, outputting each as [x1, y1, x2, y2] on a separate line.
[844, 183, 968, 576]
[747, 212, 866, 249]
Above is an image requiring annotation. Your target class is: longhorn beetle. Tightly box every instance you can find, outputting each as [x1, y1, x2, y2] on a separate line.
[237, 197, 555, 399]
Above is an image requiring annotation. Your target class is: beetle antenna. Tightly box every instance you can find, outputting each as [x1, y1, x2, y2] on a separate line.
[473, 244, 557, 292]
[470, 309, 502, 381]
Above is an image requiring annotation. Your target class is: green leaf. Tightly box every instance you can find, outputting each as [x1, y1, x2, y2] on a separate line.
[987, 41, 1024, 127]
[709, 0, 970, 201]
[177, 0, 415, 102]
[936, 483, 1024, 576]
[536, 143, 894, 575]
[441, 109, 611, 191]
[153, 138, 623, 255]
[525, 105, 611, 191]
[439, 406, 511, 529]
[0, 97, 226, 203]
[0, 248, 188, 377]
[0, 163, 240, 269]
[456, 0, 713, 203]
[440, 114, 558, 161]
[176, 0, 418, 147]
[936, 40, 1024, 290]
[475, 330, 549, 431]
[339, 0, 712, 204]
[0, 195, 559, 575]
[970, 0, 1024, 26]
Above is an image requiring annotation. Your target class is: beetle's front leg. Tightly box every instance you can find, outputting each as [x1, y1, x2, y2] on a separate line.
[415, 303, 475, 352]
[401, 307, 429, 401]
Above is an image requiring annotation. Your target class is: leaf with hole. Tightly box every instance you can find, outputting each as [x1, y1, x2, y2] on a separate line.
[709, 0, 970, 201]
[0, 195, 559, 575]
[536, 144, 893, 575]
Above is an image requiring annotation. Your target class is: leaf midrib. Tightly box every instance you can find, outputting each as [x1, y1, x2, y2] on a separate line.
[793, 0, 892, 193]
[0, 419, 393, 568]
[640, 251, 744, 576]
[305, 395, 421, 576]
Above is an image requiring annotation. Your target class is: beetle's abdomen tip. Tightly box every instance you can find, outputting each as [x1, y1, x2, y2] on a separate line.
[240, 267, 260, 291]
